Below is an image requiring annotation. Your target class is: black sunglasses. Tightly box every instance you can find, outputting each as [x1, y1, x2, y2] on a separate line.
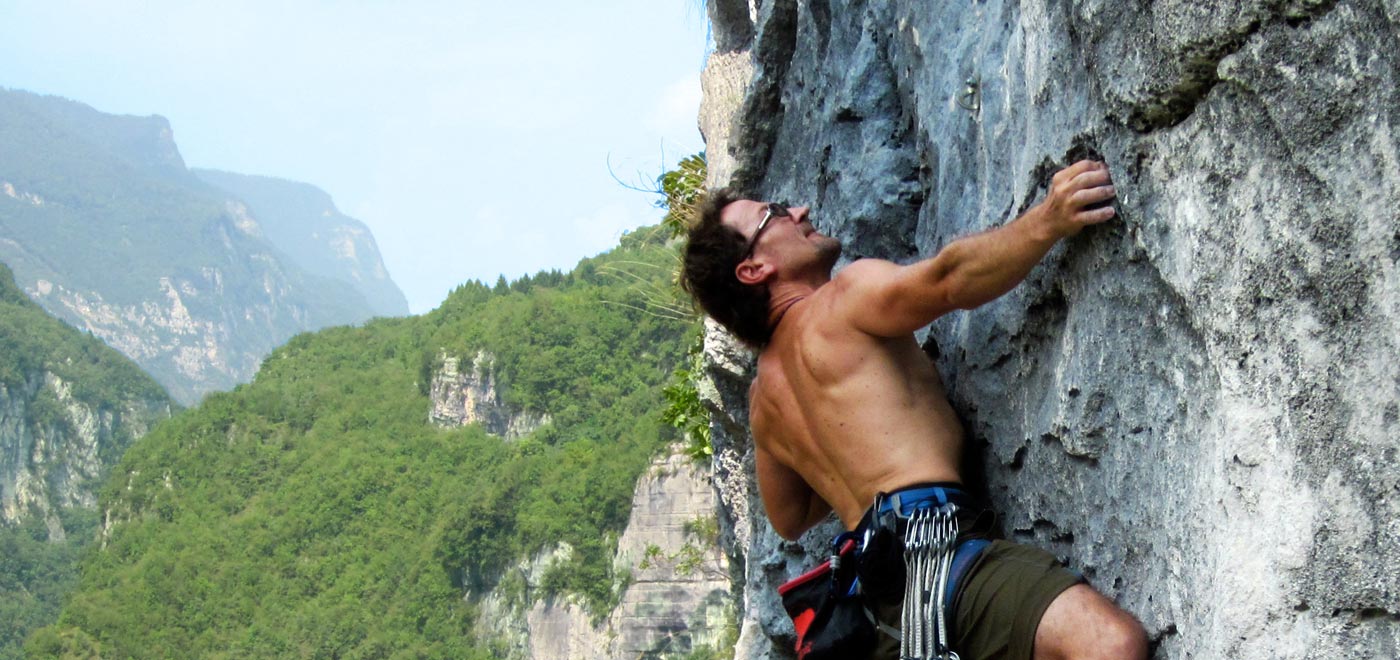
[741, 203, 791, 260]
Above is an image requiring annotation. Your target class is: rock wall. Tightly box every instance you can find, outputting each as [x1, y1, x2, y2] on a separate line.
[696, 0, 1400, 658]
[606, 451, 733, 659]
[0, 371, 169, 537]
[428, 351, 549, 439]
[471, 448, 734, 659]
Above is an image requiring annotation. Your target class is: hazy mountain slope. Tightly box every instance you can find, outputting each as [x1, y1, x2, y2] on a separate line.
[193, 169, 409, 317]
[0, 88, 386, 404]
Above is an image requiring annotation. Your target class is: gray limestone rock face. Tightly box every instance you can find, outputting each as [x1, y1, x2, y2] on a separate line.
[470, 447, 733, 660]
[607, 451, 733, 659]
[0, 372, 170, 535]
[428, 350, 549, 439]
[696, 0, 1400, 657]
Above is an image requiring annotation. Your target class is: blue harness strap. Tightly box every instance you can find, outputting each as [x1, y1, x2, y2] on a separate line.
[877, 483, 979, 517]
[944, 538, 990, 608]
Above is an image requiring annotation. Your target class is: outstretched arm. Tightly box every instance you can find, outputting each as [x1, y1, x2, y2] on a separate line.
[833, 160, 1116, 337]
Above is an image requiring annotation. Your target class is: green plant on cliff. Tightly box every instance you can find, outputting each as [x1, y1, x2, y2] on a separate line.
[663, 342, 713, 462]
[654, 152, 718, 464]
[659, 152, 706, 238]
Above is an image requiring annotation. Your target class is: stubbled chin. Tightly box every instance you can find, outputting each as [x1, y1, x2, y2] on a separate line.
[817, 237, 843, 266]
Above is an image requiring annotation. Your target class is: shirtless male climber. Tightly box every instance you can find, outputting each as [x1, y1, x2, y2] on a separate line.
[680, 160, 1148, 660]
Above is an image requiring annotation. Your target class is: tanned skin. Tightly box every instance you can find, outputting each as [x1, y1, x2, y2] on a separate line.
[726, 160, 1147, 660]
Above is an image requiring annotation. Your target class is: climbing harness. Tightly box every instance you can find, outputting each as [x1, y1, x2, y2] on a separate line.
[869, 484, 990, 660]
[777, 484, 990, 660]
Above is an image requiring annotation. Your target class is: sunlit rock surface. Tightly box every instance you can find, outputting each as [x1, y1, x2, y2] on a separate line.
[697, 0, 1400, 658]
[0, 372, 169, 535]
[471, 448, 733, 659]
[428, 351, 550, 439]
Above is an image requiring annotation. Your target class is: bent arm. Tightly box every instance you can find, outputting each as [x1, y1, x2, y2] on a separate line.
[755, 444, 832, 540]
[836, 161, 1116, 337]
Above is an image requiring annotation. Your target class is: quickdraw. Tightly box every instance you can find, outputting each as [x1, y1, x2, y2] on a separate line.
[900, 504, 961, 660]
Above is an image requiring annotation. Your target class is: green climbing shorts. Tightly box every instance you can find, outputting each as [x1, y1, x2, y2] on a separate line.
[866, 539, 1084, 660]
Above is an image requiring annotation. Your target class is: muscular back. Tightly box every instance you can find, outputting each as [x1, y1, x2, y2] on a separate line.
[717, 162, 1115, 539]
[748, 285, 966, 532]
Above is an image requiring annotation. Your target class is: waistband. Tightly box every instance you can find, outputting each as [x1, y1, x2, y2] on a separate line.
[852, 482, 984, 537]
[875, 482, 980, 517]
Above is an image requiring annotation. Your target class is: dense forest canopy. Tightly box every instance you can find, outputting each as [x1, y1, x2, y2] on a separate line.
[24, 224, 699, 658]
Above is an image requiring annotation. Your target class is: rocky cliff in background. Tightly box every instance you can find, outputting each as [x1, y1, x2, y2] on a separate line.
[0, 88, 403, 404]
[0, 263, 172, 535]
[193, 169, 409, 317]
[471, 451, 734, 660]
[428, 359, 734, 659]
[0, 373, 169, 536]
[696, 1, 1400, 658]
[428, 350, 550, 439]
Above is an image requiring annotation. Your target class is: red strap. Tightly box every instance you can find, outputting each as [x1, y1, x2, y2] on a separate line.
[793, 608, 816, 640]
[778, 538, 859, 595]
[778, 559, 833, 595]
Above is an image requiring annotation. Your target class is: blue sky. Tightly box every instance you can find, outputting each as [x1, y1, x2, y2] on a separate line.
[0, 1, 711, 313]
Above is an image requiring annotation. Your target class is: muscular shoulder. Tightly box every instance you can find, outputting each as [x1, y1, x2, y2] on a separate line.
[805, 259, 901, 335]
[830, 258, 899, 289]
[747, 366, 778, 449]
[825, 258, 902, 307]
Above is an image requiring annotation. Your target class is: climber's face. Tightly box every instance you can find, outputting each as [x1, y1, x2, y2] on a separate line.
[723, 200, 841, 282]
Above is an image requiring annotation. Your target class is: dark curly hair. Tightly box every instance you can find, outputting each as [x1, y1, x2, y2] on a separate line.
[680, 188, 773, 348]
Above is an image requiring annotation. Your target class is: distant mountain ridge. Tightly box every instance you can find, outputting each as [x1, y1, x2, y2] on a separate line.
[0, 88, 406, 403]
[193, 169, 409, 317]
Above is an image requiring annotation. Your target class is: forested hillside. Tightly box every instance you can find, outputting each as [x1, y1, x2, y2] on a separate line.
[25, 226, 698, 658]
[0, 262, 173, 660]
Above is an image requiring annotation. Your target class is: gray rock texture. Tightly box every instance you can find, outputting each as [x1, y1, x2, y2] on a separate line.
[0, 372, 169, 536]
[428, 350, 550, 439]
[696, 0, 1400, 658]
